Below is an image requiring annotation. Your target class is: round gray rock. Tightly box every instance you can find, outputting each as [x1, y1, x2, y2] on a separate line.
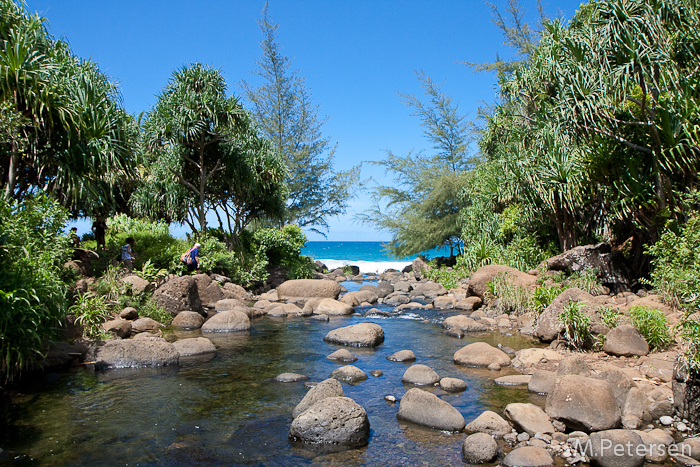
[289, 396, 370, 447]
[201, 310, 251, 332]
[462, 432, 498, 463]
[95, 339, 179, 369]
[402, 364, 440, 385]
[324, 322, 385, 347]
[293, 378, 344, 418]
[278, 279, 341, 300]
[454, 342, 511, 367]
[387, 349, 416, 362]
[326, 349, 358, 362]
[603, 324, 650, 357]
[171, 311, 205, 329]
[172, 337, 215, 356]
[330, 365, 368, 384]
[274, 373, 309, 383]
[440, 377, 467, 392]
[587, 429, 645, 467]
[545, 375, 621, 432]
[504, 403, 555, 436]
[465, 410, 512, 438]
[396, 388, 465, 431]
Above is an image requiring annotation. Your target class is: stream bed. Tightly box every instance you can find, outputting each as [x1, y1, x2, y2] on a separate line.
[0, 282, 548, 466]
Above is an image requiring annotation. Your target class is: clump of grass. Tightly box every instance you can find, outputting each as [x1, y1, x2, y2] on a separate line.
[424, 265, 463, 290]
[630, 305, 672, 351]
[95, 264, 126, 302]
[532, 284, 564, 313]
[564, 269, 605, 296]
[558, 299, 591, 350]
[598, 306, 620, 328]
[69, 293, 112, 340]
[118, 294, 173, 326]
[487, 272, 533, 315]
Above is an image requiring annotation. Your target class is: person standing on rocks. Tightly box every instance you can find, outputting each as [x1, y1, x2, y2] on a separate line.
[181, 242, 201, 273]
[121, 237, 135, 271]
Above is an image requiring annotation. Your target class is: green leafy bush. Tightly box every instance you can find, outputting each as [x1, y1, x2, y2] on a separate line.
[645, 215, 700, 310]
[424, 265, 464, 290]
[118, 294, 172, 326]
[252, 225, 314, 280]
[558, 299, 592, 350]
[135, 259, 168, 282]
[0, 195, 72, 382]
[630, 305, 672, 351]
[598, 306, 619, 328]
[105, 214, 179, 271]
[96, 264, 128, 302]
[532, 284, 564, 313]
[69, 293, 111, 340]
[486, 272, 533, 315]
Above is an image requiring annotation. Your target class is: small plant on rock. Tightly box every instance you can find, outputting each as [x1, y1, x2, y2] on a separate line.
[598, 306, 620, 328]
[558, 299, 591, 350]
[69, 293, 112, 340]
[486, 272, 533, 315]
[630, 305, 672, 351]
[136, 259, 168, 282]
[532, 284, 564, 313]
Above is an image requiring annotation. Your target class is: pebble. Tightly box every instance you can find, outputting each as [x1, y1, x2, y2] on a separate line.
[370, 370, 383, 377]
[487, 362, 501, 371]
[384, 395, 396, 403]
[517, 432, 530, 442]
[660, 416, 674, 426]
[677, 422, 689, 432]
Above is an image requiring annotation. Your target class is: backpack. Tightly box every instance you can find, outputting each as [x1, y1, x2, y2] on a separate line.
[180, 248, 194, 265]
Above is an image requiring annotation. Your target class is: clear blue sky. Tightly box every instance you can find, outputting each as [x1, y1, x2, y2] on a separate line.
[25, 0, 583, 241]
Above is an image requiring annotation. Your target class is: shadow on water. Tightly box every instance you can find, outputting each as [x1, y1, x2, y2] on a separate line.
[1, 282, 553, 466]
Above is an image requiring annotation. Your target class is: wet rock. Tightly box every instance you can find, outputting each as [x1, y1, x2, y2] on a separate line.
[326, 349, 358, 363]
[173, 337, 216, 356]
[545, 375, 621, 432]
[131, 317, 164, 333]
[292, 378, 344, 418]
[442, 315, 488, 333]
[502, 446, 553, 467]
[396, 388, 465, 431]
[587, 429, 645, 467]
[387, 349, 416, 362]
[201, 310, 251, 332]
[289, 396, 370, 447]
[454, 342, 511, 367]
[462, 432, 498, 463]
[171, 311, 205, 329]
[495, 375, 532, 386]
[401, 364, 440, 385]
[504, 403, 555, 436]
[370, 370, 382, 377]
[274, 373, 309, 383]
[465, 410, 512, 438]
[603, 325, 650, 357]
[95, 339, 178, 369]
[323, 322, 385, 347]
[440, 377, 467, 392]
[315, 298, 354, 316]
[330, 365, 368, 384]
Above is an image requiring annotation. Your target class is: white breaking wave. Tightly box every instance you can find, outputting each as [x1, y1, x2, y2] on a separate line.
[317, 259, 412, 275]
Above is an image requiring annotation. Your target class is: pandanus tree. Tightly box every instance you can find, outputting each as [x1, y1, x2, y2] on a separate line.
[0, 0, 136, 216]
[135, 63, 286, 241]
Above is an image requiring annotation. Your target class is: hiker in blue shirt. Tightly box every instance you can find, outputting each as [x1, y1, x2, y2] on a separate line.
[181, 243, 201, 272]
[121, 237, 135, 271]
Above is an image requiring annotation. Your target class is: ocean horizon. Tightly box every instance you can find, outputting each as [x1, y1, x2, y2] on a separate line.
[301, 241, 452, 274]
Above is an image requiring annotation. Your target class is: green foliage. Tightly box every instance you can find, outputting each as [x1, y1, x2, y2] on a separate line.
[532, 284, 564, 313]
[252, 225, 314, 280]
[105, 214, 178, 270]
[630, 305, 672, 352]
[118, 294, 172, 326]
[645, 214, 700, 310]
[563, 269, 605, 296]
[95, 264, 127, 302]
[135, 259, 168, 282]
[69, 293, 111, 340]
[676, 307, 700, 373]
[486, 272, 533, 315]
[598, 306, 620, 329]
[424, 265, 464, 291]
[558, 299, 592, 350]
[0, 195, 71, 382]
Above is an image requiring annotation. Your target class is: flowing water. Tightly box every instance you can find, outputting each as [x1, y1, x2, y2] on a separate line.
[0, 282, 545, 467]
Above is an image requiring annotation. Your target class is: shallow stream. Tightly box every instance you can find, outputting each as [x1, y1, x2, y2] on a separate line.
[1, 282, 547, 466]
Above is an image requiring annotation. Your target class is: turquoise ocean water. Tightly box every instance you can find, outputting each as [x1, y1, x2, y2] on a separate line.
[301, 241, 452, 273]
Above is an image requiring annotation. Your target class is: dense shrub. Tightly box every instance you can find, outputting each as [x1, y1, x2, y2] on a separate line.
[558, 299, 591, 350]
[630, 305, 672, 352]
[0, 195, 72, 382]
[251, 225, 314, 279]
[486, 272, 533, 315]
[105, 214, 179, 271]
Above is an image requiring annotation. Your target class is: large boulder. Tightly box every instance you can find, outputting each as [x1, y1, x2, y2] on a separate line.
[462, 433, 498, 463]
[95, 339, 179, 369]
[173, 337, 216, 356]
[454, 342, 511, 367]
[467, 264, 537, 299]
[130, 317, 164, 333]
[528, 370, 558, 395]
[465, 410, 512, 438]
[504, 403, 555, 436]
[535, 288, 598, 342]
[293, 378, 345, 418]
[586, 429, 646, 467]
[192, 274, 224, 305]
[326, 349, 358, 363]
[289, 397, 370, 447]
[278, 279, 341, 300]
[324, 323, 384, 347]
[315, 298, 354, 316]
[341, 290, 378, 306]
[545, 375, 621, 432]
[409, 282, 448, 299]
[222, 282, 250, 301]
[539, 243, 633, 293]
[401, 364, 440, 385]
[153, 276, 201, 315]
[603, 325, 650, 357]
[201, 310, 251, 332]
[102, 319, 132, 338]
[387, 350, 416, 362]
[215, 298, 248, 311]
[122, 275, 152, 294]
[171, 311, 205, 329]
[396, 388, 465, 431]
